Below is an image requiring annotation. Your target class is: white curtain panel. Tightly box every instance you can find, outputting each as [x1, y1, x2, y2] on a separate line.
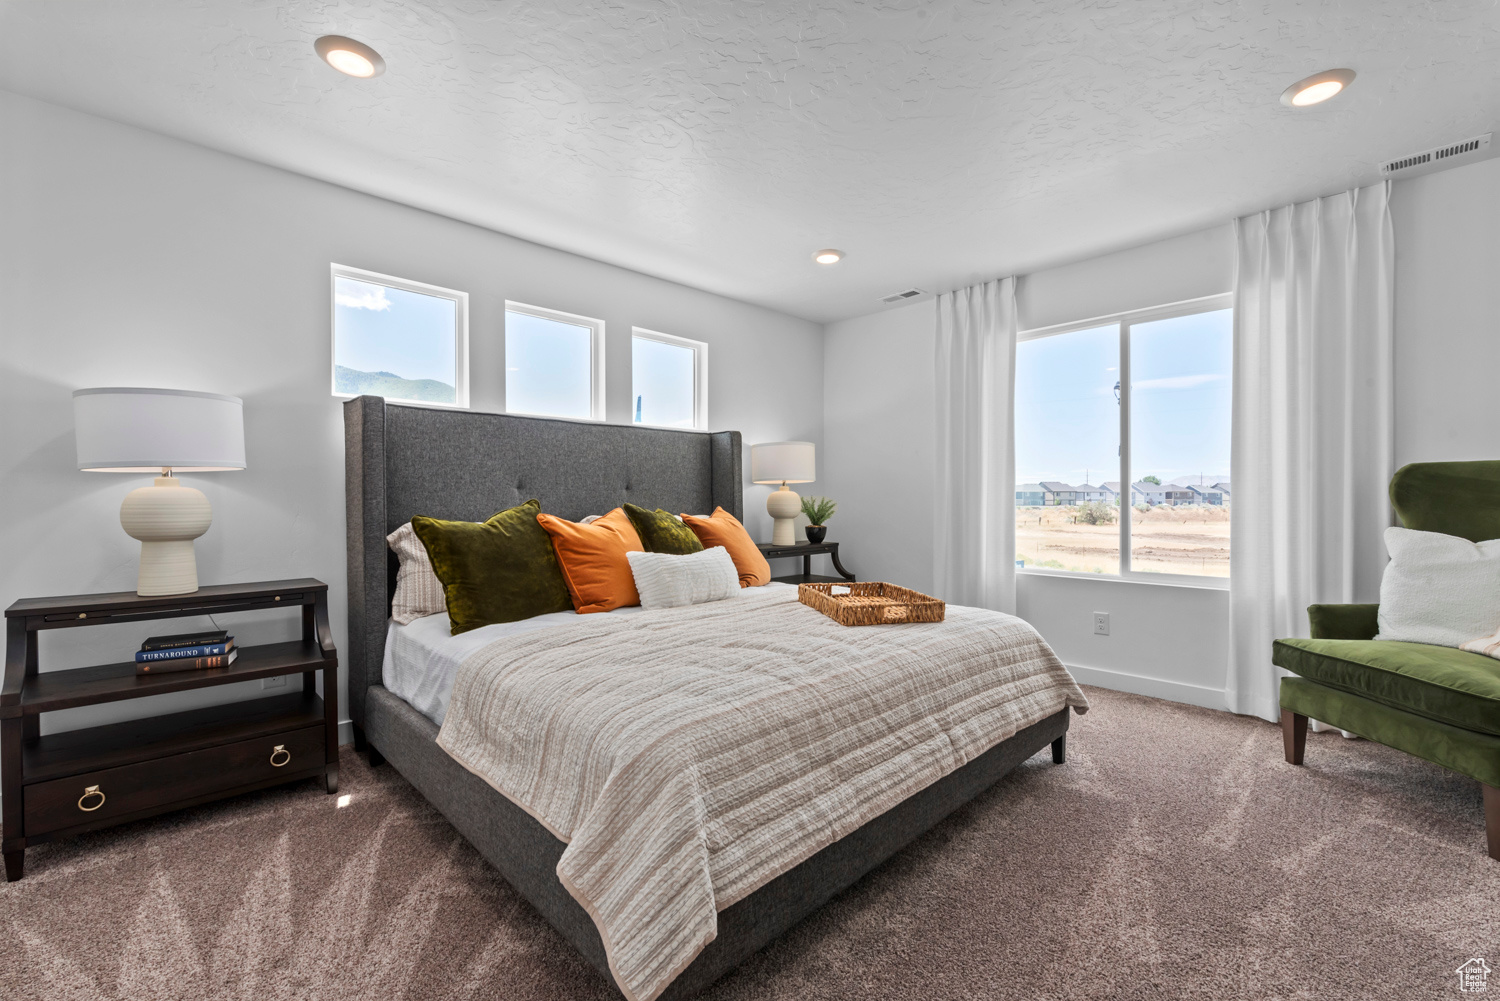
[934, 277, 1019, 614]
[1227, 182, 1395, 722]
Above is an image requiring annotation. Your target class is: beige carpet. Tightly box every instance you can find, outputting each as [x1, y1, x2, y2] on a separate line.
[4, 687, 1497, 1001]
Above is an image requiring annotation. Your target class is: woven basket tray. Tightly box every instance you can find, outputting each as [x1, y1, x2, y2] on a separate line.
[798, 582, 946, 626]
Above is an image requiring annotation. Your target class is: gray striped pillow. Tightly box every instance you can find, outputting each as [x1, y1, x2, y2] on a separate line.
[387, 522, 447, 625]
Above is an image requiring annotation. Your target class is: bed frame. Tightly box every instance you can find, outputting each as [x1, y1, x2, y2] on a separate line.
[344, 395, 1069, 998]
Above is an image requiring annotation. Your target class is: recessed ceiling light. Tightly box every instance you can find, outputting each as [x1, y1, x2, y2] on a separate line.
[315, 35, 386, 78]
[1280, 68, 1355, 108]
[813, 249, 843, 265]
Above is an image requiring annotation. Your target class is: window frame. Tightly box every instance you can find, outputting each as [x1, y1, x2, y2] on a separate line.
[630, 326, 709, 431]
[1016, 292, 1233, 589]
[503, 300, 606, 422]
[329, 264, 469, 409]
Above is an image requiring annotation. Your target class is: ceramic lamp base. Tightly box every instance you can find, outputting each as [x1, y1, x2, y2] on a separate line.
[767, 484, 801, 546]
[119, 476, 213, 596]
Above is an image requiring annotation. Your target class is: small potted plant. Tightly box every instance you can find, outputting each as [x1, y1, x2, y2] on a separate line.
[800, 496, 836, 544]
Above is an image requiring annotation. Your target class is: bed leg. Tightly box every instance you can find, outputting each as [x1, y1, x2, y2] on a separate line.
[353, 724, 384, 767]
[1281, 709, 1307, 765]
[1484, 784, 1500, 862]
[1051, 734, 1066, 764]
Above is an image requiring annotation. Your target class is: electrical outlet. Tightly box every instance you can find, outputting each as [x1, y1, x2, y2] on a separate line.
[262, 674, 287, 689]
[1092, 612, 1110, 636]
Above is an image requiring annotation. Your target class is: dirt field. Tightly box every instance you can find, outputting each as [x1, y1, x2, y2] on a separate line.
[1016, 504, 1229, 577]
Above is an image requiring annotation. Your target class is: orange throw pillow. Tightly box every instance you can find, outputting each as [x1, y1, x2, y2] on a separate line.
[536, 508, 644, 613]
[681, 507, 771, 587]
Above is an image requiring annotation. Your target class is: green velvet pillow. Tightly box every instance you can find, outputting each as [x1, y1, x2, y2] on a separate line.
[624, 503, 705, 555]
[411, 500, 573, 635]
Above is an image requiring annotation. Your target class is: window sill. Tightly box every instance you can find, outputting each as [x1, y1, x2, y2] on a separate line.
[1016, 567, 1229, 591]
[332, 392, 469, 410]
[632, 421, 709, 432]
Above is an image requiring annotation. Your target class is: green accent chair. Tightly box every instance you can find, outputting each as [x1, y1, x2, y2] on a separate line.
[1273, 461, 1500, 860]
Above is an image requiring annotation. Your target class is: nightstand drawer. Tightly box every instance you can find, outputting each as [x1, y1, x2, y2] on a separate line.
[23, 725, 325, 835]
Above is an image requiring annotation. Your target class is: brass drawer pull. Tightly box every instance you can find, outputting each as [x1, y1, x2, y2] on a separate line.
[78, 785, 106, 812]
[269, 745, 291, 768]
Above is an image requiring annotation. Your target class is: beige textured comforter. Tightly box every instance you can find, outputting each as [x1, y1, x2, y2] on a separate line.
[436, 585, 1087, 1001]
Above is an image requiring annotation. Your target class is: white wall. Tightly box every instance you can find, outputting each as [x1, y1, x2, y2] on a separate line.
[822, 304, 938, 593]
[1390, 156, 1500, 466]
[0, 90, 824, 739]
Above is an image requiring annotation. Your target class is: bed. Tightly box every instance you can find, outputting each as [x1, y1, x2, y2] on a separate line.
[344, 395, 1081, 1000]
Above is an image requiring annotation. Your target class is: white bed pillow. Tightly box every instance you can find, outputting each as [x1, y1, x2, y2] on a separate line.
[627, 547, 741, 610]
[387, 521, 448, 625]
[1376, 527, 1500, 648]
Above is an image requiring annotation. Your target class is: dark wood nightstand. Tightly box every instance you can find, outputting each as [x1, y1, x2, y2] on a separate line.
[1, 579, 338, 881]
[756, 541, 857, 585]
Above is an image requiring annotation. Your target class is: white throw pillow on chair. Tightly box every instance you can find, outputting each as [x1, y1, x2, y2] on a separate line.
[627, 547, 741, 610]
[1376, 527, 1500, 650]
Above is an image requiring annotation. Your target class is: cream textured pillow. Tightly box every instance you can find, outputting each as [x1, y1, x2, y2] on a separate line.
[627, 547, 741, 610]
[387, 521, 448, 625]
[1376, 527, 1500, 648]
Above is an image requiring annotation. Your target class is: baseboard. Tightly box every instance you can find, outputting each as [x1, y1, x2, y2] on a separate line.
[339, 719, 354, 747]
[1064, 662, 1229, 712]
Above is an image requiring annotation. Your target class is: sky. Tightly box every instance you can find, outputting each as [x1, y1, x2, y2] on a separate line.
[333, 276, 457, 385]
[633, 336, 696, 427]
[505, 310, 594, 418]
[1015, 308, 1232, 487]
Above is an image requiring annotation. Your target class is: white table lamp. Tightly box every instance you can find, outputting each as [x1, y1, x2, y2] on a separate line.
[74, 388, 246, 596]
[751, 441, 815, 546]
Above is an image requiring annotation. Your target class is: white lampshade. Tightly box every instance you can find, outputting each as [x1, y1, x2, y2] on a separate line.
[74, 388, 246, 472]
[751, 441, 815, 485]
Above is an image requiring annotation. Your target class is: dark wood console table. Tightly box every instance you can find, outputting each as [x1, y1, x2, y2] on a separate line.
[756, 541, 857, 585]
[2, 579, 338, 881]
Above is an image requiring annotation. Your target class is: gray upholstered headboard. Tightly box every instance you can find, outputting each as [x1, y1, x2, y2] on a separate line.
[343, 395, 743, 732]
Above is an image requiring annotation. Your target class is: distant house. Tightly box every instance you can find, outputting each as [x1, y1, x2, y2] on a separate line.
[1075, 482, 1112, 503]
[1015, 482, 1046, 506]
[1101, 481, 1121, 504]
[1213, 481, 1231, 499]
[1131, 480, 1165, 505]
[1181, 483, 1224, 505]
[1039, 481, 1078, 506]
[1163, 484, 1196, 505]
[1132, 481, 1195, 506]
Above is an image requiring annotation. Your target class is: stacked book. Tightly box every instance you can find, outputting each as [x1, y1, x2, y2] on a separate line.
[135, 629, 237, 675]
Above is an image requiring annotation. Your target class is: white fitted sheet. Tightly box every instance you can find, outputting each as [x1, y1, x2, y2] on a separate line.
[382, 583, 794, 725]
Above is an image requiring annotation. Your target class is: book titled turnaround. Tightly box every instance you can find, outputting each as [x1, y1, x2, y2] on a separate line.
[136, 650, 238, 675]
[135, 639, 235, 663]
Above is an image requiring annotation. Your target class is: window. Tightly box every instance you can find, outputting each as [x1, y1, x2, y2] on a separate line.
[1014, 295, 1232, 583]
[505, 302, 605, 421]
[632, 328, 708, 430]
[330, 265, 468, 407]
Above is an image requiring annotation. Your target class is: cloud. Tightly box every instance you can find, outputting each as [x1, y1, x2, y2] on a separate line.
[1133, 373, 1224, 390]
[335, 280, 392, 311]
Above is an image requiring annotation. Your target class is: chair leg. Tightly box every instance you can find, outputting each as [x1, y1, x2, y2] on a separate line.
[1281, 709, 1307, 765]
[1051, 734, 1066, 764]
[1484, 784, 1500, 862]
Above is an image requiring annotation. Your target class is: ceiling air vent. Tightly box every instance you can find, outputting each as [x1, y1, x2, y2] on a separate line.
[1381, 133, 1492, 178]
[880, 288, 926, 304]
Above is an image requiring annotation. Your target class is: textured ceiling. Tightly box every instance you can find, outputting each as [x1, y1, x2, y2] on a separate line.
[3, 0, 1499, 322]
